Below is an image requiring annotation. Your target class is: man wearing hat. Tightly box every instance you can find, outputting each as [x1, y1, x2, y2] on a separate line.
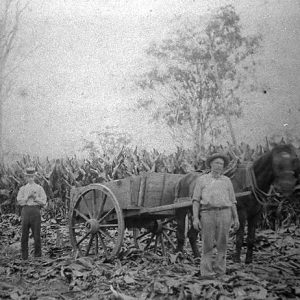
[17, 167, 47, 260]
[192, 153, 240, 277]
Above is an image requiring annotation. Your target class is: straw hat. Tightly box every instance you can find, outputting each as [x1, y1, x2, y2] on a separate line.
[23, 167, 36, 176]
[206, 153, 229, 168]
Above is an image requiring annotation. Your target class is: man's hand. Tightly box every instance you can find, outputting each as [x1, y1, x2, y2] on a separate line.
[193, 217, 201, 231]
[29, 191, 37, 197]
[27, 191, 37, 201]
[233, 218, 240, 232]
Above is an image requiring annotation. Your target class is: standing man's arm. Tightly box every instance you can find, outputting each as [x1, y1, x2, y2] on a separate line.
[17, 187, 27, 206]
[192, 200, 200, 230]
[231, 204, 239, 231]
[228, 180, 239, 231]
[35, 186, 47, 207]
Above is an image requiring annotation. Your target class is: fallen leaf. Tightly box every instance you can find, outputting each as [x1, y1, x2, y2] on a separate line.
[123, 275, 135, 284]
[110, 285, 138, 300]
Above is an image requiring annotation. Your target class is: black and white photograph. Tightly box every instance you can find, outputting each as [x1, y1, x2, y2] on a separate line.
[0, 0, 299, 299]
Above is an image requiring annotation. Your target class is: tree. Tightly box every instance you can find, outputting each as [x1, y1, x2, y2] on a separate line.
[0, 0, 29, 163]
[82, 125, 132, 159]
[135, 5, 261, 152]
[136, 19, 219, 154]
[204, 5, 262, 146]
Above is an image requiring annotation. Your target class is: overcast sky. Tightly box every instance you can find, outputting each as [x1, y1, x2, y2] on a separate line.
[3, 0, 300, 158]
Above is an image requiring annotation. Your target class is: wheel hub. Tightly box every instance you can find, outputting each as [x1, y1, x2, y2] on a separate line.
[85, 219, 100, 234]
[152, 220, 163, 234]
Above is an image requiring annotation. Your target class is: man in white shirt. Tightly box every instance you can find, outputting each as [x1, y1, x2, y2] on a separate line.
[17, 167, 47, 260]
[192, 153, 240, 277]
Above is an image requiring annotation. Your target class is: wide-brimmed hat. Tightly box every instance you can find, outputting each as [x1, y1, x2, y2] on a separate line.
[24, 167, 36, 176]
[206, 153, 229, 168]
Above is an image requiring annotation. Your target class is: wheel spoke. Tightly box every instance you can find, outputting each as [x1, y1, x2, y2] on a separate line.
[154, 235, 159, 253]
[144, 233, 155, 251]
[99, 229, 114, 241]
[163, 231, 176, 250]
[98, 232, 108, 256]
[76, 231, 90, 247]
[82, 195, 93, 218]
[162, 226, 177, 233]
[160, 234, 166, 256]
[99, 224, 118, 228]
[74, 208, 89, 222]
[95, 233, 99, 254]
[85, 234, 95, 256]
[162, 218, 175, 225]
[99, 208, 115, 223]
[136, 230, 151, 241]
[91, 189, 96, 217]
[97, 194, 107, 220]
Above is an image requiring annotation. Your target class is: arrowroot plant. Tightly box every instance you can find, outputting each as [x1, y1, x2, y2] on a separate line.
[0, 140, 299, 229]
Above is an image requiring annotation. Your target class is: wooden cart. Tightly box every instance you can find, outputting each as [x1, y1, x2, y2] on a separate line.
[69, 172, 193, 259]
[69, 172, 251, 259]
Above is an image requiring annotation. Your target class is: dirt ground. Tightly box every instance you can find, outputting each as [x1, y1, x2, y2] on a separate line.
[0, 214, 299, 299]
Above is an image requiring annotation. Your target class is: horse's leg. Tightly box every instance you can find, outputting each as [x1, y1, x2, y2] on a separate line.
[233, 209, 246, 263]
[245, 213, 259, 264]
[175, 208, 186, 253]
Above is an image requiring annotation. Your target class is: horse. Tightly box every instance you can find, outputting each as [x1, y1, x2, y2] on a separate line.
[174, 144, 300, 264]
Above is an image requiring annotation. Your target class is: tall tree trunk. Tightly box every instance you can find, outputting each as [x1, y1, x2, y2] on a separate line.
[199, 125, 205, 154]
[193, 114, 205, 155]
[208, 44, 237, 147]
[223, 108, 237, 147]
[194, 126, 201, 155]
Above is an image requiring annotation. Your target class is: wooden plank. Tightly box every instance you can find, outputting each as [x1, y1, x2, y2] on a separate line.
[139, 200, 192, 215]
[129, 177, 133, 205]
[160, 173, 167, 206]
[143, 173, 183, 208]
[174, 191, 251, 204]
[130, 176, 140, 206]
[160, 174, 184, 206]
[144, 173, 165, 208]
[138, 192, 251, 216]
[137, 176, 146, 206]
[236, 191, 252, 197]
[174, 197, 192, 203]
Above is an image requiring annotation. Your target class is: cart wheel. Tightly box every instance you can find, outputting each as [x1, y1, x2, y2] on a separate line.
[133, 217, 177, 256]
[69, 184, 124, 259]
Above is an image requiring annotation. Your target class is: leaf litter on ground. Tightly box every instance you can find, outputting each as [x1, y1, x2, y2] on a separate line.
[0, 214, 299, 299]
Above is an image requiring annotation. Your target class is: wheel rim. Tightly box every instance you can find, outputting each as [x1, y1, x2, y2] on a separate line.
[69, 184, 124, 259]
[133, 217, 177, 256]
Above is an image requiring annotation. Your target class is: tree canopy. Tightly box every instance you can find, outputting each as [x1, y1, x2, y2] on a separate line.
[0, 0, 30, 162]
[135, 5, 262, 153]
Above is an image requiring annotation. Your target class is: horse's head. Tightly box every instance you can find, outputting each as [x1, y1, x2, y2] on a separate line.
[271, 144, 299, 196]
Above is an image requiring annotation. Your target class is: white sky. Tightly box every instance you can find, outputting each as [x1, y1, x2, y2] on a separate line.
[3, 0, 300, 158]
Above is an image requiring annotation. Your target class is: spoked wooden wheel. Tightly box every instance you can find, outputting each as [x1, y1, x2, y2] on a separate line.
[133, 217, 177, 256]
[69, 184, 124, 259]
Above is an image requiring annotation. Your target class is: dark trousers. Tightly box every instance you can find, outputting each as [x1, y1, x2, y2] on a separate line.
[21, 206, 42, 260]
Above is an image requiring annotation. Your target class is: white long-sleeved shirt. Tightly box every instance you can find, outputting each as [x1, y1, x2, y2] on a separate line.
[17, 182, 47, 207]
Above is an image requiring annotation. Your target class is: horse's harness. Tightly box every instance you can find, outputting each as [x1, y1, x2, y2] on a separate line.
[175, 158, 297, 209]
[243, 162, 292, 208]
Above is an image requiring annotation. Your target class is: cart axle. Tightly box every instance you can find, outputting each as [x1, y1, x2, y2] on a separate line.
[86, 219, 100, 234]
